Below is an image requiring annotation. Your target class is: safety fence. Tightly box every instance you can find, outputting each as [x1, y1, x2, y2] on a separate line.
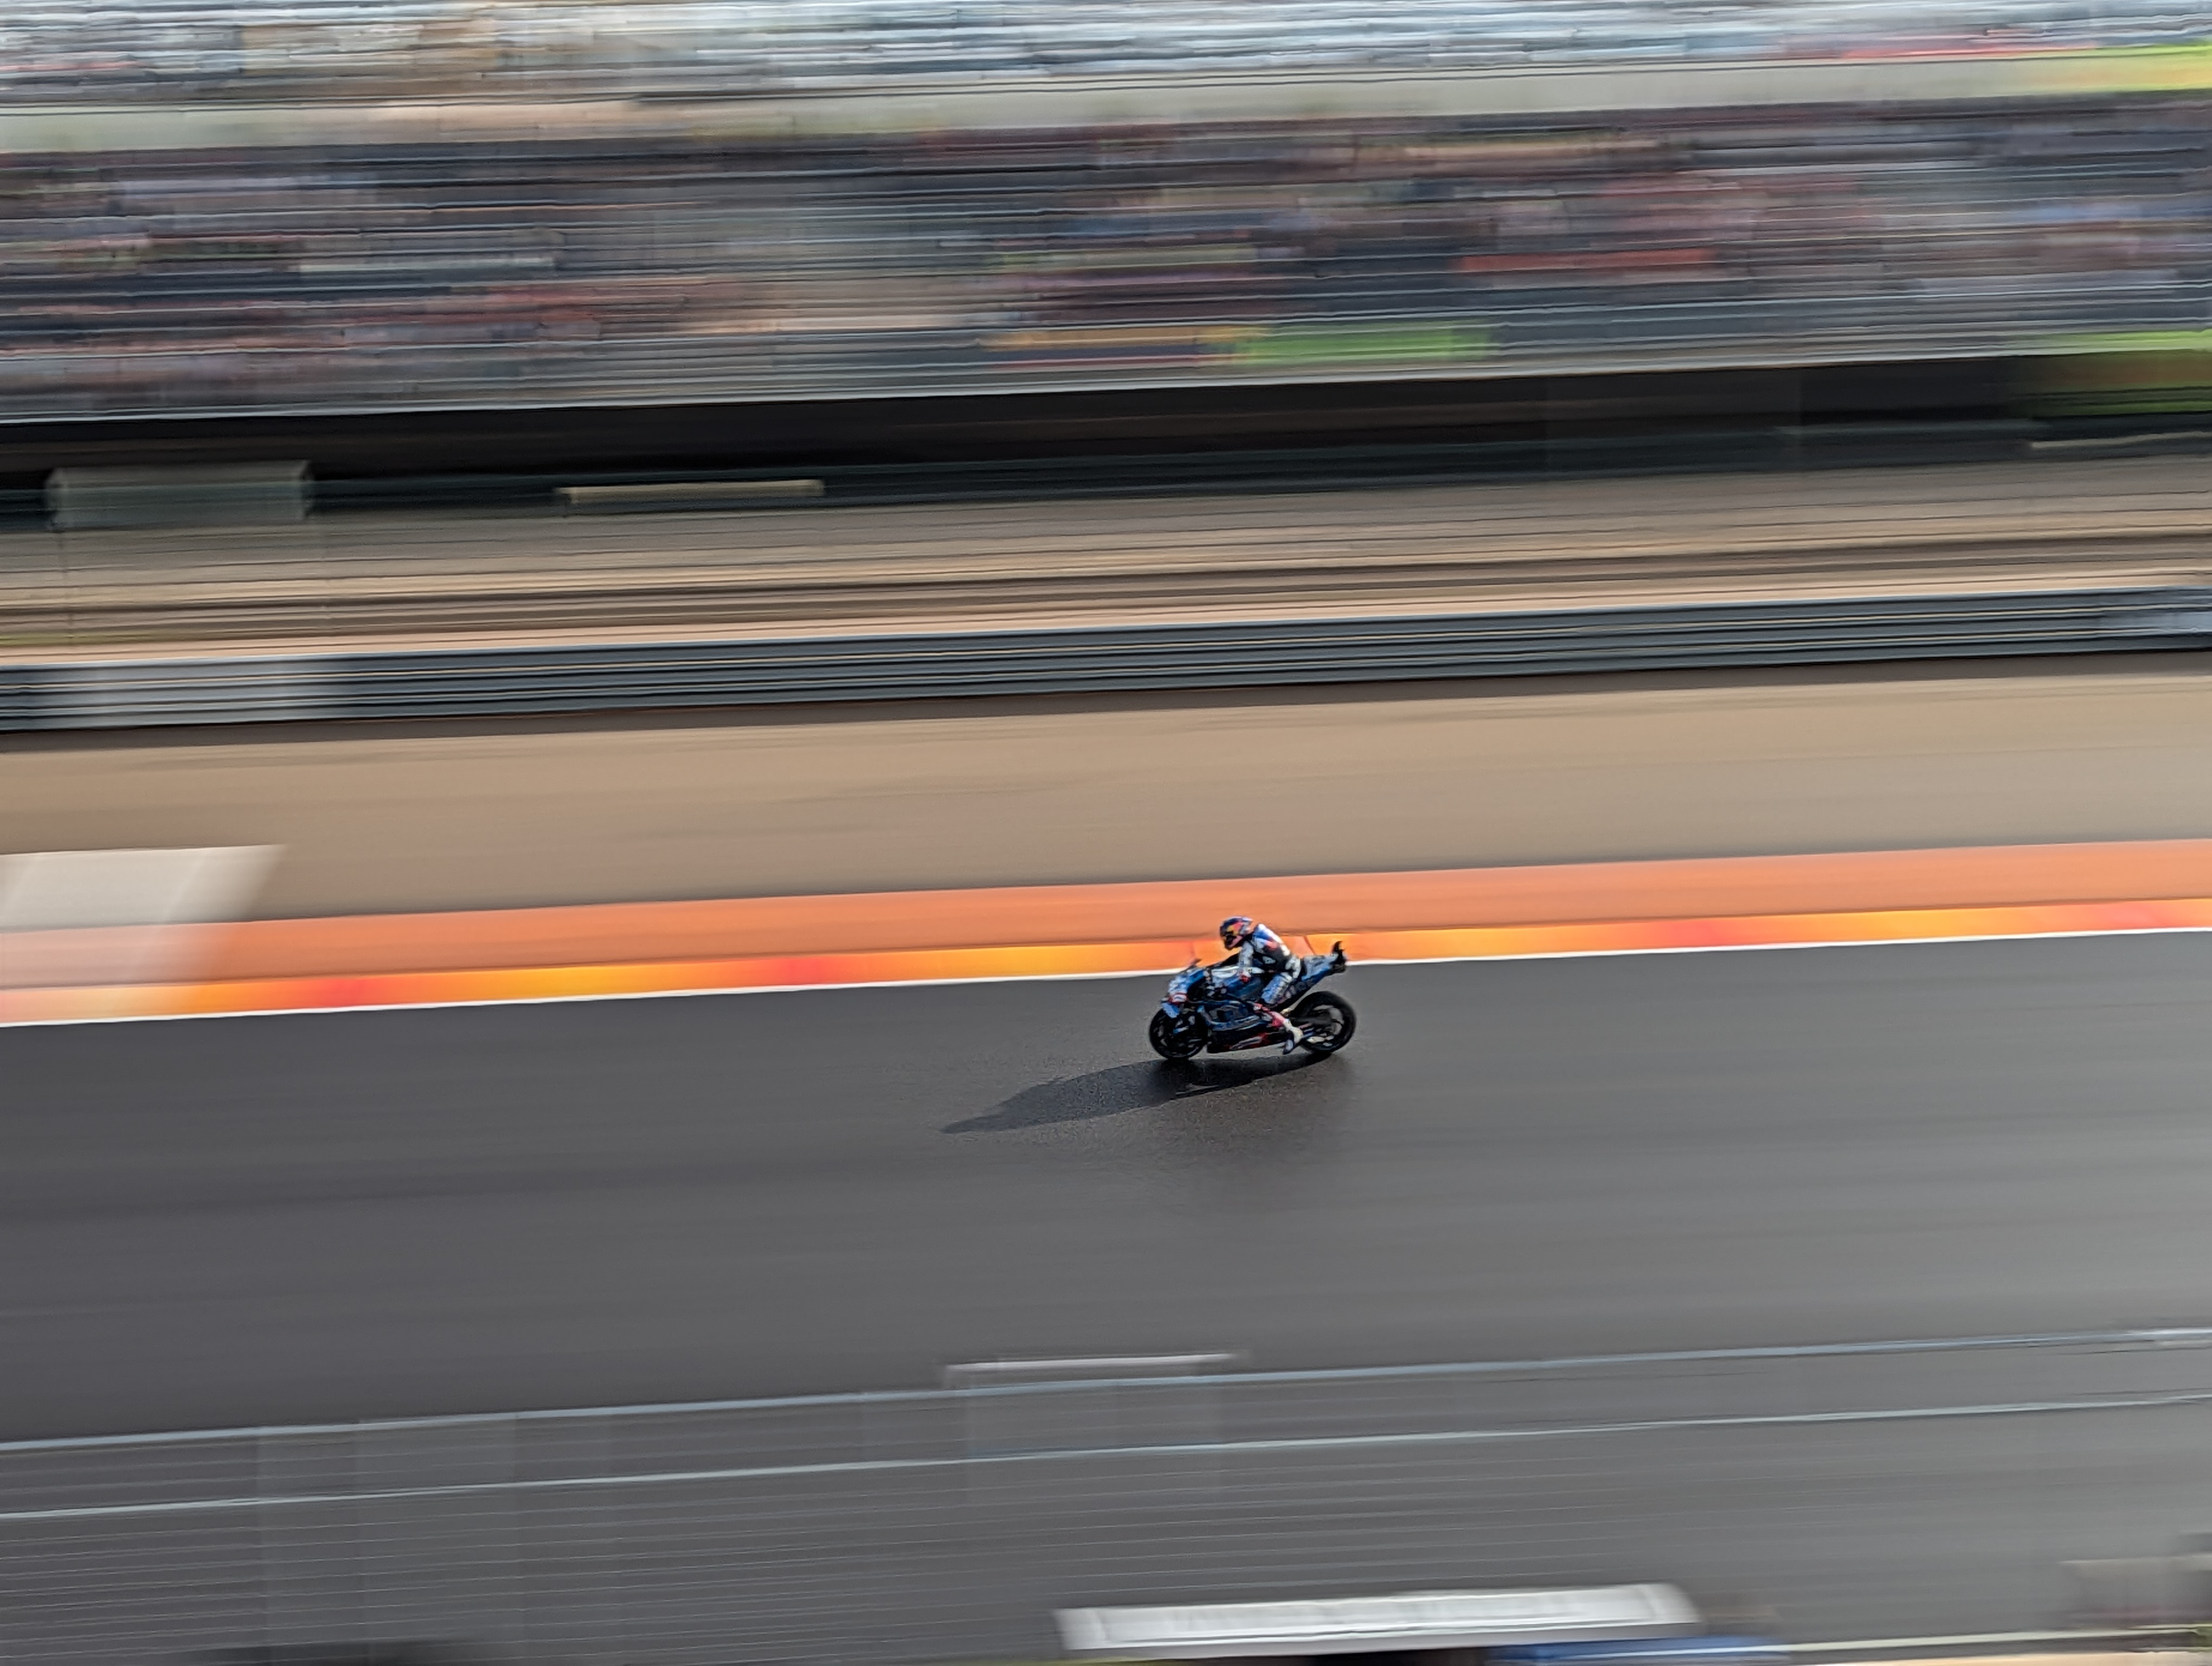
[7, 1329, 2212, 1664]
[3, 587, 2208, 731]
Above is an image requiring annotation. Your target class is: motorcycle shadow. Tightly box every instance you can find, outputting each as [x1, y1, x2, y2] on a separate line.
[944, 1054, 1324, 1135]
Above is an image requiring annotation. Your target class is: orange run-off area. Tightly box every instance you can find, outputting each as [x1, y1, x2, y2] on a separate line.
[5, 842, 2212, 1026]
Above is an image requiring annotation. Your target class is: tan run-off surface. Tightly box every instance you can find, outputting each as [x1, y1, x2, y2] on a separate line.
[5, 658, 2212, 919]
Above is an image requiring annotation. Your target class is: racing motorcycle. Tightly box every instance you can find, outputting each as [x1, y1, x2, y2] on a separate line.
[1147, 943, 1356, 1060]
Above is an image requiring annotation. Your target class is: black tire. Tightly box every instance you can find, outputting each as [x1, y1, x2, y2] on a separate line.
[1290, 991, 1356, 1055]
[1148, 1009, 1207, 1060]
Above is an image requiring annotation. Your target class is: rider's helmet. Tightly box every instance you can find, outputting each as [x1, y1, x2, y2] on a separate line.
[1219, 915, 1257, 951]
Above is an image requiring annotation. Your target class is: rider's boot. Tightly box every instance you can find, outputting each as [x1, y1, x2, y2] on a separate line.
[1261, 1008, 1305, 1054]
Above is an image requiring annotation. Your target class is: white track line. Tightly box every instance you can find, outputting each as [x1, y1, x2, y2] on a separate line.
[7, 1389, 2211, 1527]
[5, 1325, 2193, 1452]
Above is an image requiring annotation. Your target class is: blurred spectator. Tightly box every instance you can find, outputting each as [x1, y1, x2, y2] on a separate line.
[1, 0, 2208, 104]
[0, 97, 2203, 415]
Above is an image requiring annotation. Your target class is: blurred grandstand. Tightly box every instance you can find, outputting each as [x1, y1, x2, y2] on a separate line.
[0, 2, 2205, 431]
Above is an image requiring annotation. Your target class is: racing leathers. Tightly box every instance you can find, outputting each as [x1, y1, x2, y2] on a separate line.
[1213, 922, 1303, 1047]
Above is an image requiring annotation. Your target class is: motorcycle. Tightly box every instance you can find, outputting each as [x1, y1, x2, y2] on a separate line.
[1147, 943, 1356, 1060]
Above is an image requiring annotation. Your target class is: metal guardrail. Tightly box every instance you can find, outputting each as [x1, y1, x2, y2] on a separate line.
[8, 1328, 2212, 1665]
[3, 588, 2209, 732]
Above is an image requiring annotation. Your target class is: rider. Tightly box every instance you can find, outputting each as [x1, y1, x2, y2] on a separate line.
[1214, 916, 1306, 1053]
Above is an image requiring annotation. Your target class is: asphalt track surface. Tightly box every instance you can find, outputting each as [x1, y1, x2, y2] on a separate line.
[8, 933, 2212, 1443]
[16, 934, 2212, 1658]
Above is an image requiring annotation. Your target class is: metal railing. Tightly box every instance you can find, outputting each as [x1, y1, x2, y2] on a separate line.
[8, 1329, 2212, 1664]
[4, 587, 2208, 731]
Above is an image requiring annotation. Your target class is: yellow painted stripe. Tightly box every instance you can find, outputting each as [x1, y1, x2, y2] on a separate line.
[7, 899, 2211, 1026]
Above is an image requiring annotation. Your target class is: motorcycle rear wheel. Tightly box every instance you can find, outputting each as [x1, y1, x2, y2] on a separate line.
[1148, 1009, 1207, 1060]
[1290, 991, 1356, 1055]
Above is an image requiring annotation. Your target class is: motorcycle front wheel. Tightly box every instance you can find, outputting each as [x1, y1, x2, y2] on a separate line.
[1148, 1009, 1207, 1060]
[1290, 991, 1356, 1055]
